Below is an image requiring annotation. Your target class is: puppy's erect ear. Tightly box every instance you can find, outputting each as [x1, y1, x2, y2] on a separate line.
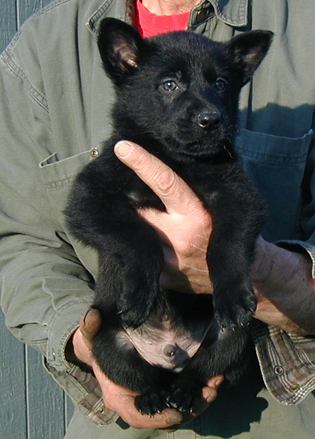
[228, 30, 273, 85]
[97, 18, 146, 85]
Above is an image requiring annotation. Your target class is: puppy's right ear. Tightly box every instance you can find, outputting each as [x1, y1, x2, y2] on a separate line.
[98, 18, 145, 85]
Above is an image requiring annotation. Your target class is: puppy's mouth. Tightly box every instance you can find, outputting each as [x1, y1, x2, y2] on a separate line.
[181, 141, 226, 158]
[179, 129, 228, 154]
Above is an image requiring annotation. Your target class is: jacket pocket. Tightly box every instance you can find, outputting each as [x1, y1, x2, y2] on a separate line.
[39, 147, 101, 278]
[235, 129, 313, 242]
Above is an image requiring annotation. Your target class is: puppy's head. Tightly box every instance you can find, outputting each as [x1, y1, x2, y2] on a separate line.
[98, 18, 273, 160]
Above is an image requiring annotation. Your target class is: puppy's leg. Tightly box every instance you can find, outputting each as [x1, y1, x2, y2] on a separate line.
[166, 342, 213, 414]
[167, 325, 249, 413]
[81, 207, 164, 327]
[66, 167, 164, 328]
[207, 189, 262, 329]
[92, 315, 171, 416]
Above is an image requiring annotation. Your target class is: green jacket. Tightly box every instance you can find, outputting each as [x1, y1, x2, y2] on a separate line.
[1, 0, 315, 425]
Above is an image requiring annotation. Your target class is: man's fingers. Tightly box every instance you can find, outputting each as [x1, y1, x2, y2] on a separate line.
[114, 141, 202, 215]
[71, 309, 102, 366]
[202, 375, 224, 403]
[119, 404, 183, 430]
[93, 361, 183, 429]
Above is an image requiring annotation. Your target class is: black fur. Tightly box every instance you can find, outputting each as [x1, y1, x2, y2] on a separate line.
[65, 19, 272, 415]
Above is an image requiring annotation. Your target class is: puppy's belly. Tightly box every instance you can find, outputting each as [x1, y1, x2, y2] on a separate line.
[122, 319, 211, 372]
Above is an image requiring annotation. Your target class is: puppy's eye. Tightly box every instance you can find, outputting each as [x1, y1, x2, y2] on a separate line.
[215, 78, 227, 91]
[161, 80, 178, 92]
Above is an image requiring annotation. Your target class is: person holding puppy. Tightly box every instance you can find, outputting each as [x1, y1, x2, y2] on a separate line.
[1, 0, 315, 438]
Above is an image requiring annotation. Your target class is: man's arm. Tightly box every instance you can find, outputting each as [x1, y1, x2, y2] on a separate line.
[0, 39, 101, 408]
[252, 236, 315, 334]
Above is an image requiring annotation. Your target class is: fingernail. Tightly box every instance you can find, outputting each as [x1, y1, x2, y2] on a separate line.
[166, 412, 183, 425]
[83, 308, 95, 324]
[205, 392, 216, 403]
[82, 309, 90, 324]
[215, 376, 224, 388]
[114, 141, 133, 158]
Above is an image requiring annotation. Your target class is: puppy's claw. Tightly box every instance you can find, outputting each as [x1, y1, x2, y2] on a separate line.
[220, 324, 227, 332]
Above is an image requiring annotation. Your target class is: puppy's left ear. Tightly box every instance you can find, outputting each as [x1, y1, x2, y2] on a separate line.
[97, 18, 145, 85]
[229, 30, 273, 85]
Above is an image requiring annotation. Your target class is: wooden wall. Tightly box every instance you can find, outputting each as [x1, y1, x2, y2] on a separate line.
[0, 1, 74, 438]
[1, 0, 53, 53]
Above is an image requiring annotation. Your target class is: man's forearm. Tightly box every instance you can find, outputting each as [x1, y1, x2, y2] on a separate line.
[252, 236, 315, 334]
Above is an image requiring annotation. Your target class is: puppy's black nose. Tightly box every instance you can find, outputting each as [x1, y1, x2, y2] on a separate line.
[197, 112, 221, 130]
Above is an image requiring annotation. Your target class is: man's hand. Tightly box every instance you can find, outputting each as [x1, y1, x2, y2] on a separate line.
[114, 140, 214, 294]
[72, 309, 223, 429]
[114, 140, 315, 334]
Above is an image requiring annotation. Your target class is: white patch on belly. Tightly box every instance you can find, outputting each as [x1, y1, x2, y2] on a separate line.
[124, 319, 211, 372]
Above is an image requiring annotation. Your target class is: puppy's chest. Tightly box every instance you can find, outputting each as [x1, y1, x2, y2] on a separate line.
[124, 177, 165, 210]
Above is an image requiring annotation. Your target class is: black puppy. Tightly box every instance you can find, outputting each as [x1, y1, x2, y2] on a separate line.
[65, 19, 272, 415]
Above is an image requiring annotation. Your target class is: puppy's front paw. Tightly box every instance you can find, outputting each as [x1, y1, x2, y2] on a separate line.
[117, 264, 160, 328]
[213, 287, 257, 330]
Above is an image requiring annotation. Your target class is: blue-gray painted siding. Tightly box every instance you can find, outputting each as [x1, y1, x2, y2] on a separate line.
[0, 1, 75, 438]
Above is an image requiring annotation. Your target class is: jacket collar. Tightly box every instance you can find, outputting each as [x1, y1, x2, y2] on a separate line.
[87, 0, 248, 35]
[209, 0, 248, 26]
[87, 0, 129, 35]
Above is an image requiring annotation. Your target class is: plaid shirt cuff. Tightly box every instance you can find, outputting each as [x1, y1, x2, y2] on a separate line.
[69, 365, 119, 425]
[253, 322, 315, 404]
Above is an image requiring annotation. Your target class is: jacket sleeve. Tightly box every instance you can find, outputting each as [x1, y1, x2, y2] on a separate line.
[0, 34, 97, 405]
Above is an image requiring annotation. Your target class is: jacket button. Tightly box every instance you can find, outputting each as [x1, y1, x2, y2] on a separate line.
[91, 148, 99, 157]
[289, 383, 300, 393]
[274, 365, 284, 375]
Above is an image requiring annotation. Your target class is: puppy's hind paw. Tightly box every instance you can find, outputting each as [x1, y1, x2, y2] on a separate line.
[167, 381, 202, 414]
[135, 391, 169, 416]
